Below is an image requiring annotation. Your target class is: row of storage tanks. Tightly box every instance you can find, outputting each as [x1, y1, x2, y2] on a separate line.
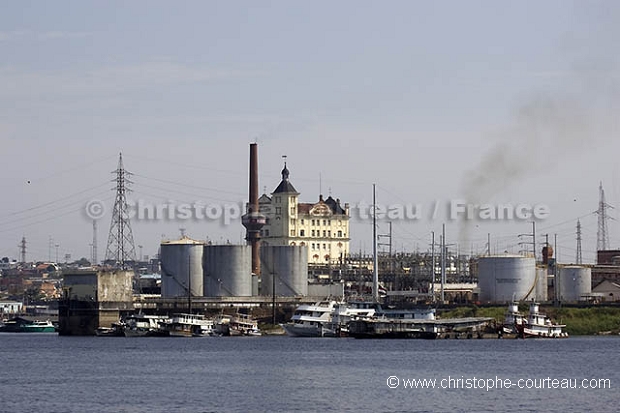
[159, 238, 308, 298]
[477, 255, 592, 303]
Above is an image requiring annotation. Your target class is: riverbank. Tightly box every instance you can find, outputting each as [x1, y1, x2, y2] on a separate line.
[438, 305, 620, 336]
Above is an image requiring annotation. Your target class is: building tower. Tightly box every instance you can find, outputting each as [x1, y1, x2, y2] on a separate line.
[241, 143, 266, 276]
[596, 181, 612, 251]
[576, 219, 582, 265]
[104, 153, 137, 267]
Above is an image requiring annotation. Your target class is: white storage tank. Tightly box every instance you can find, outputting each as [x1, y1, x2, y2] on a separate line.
[477, 255, 536, 303]
[203, 245, 252, 297]
[160, 237, 204, 298]
[535, 266, 548, 302]
[558, 265, 591, 302]
[260, 245, 308, 297]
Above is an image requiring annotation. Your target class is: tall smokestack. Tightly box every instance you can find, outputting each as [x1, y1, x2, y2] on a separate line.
[242, 143, 265, 276]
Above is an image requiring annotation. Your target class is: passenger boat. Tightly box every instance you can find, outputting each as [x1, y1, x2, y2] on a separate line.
[160, 313, 214, 337]
[280, 301, 340, 337]
[0, 317, 56, 333]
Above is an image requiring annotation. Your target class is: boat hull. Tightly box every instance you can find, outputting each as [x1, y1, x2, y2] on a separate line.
[281, 323, 336, 337]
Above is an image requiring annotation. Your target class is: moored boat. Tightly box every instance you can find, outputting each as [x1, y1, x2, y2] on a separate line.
[280, 300, 340, 337]
[0, 317, 56, 333]
[160, 313, 213, 337]
[502, 302, 568, 338]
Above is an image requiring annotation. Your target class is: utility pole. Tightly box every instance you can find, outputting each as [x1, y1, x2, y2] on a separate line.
[430, 231, 435, 301]
[372, 184, 379, 303]
[576, 220, 582, 264]
[440, 223, 446, 303]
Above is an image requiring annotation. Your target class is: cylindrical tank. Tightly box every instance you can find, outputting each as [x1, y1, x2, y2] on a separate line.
[558, 265, 591, 302]
[535, 266, 548, 302]
[260, 245, 308, 296]
[160, 238, 204, 298]
[477, 255, 536, 303]
[203, 245, 252, 297]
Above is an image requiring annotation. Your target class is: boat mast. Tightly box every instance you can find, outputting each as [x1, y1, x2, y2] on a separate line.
[372, 184, 379, 303]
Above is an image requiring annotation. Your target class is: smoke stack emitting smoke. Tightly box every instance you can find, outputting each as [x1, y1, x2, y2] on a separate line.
[460, 70, 619, 247]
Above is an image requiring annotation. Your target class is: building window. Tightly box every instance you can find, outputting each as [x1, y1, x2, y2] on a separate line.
[311, 230, 315, 237]
[300, 230, 305, 237]
[265, 230, 270, 236]
[290, 230, 295, 236]
[312, 243, 315, 250]
[323, 230, 326, 237]
[312, 219, 315, 226]
[328, 220, 331, 225]
[338, 230, 342, 237]
[328, 230, 331, 237]
[275, 196, 280, 203]
[323, 219, 327, 226]
[275, 207, 281, 215]
[301, 219, 304, 225]
[323, 244, 327, 249]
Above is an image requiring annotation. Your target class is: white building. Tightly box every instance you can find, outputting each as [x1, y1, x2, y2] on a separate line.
[259, 162, 350, 266]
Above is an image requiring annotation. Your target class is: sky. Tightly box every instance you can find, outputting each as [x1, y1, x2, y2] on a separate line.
[1, 1, 620, 264]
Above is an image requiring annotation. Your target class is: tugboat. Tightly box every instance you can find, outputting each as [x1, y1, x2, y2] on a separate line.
[503, 302, 568, 338]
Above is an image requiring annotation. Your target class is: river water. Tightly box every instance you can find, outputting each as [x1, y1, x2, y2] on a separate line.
[0, 334, 617, 412]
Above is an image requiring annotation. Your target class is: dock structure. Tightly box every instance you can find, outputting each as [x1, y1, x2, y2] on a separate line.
[58, 269, 134, 335]
[348, 317, 493, 339]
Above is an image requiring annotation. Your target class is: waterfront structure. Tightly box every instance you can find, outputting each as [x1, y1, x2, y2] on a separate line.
[58, 269, 133, 335]
[259, 162, 350, 266]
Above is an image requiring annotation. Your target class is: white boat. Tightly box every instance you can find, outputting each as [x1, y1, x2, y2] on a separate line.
[124, 315, 169, 337]
[280, 301, 341, 337]
[522, 303, 568, 338]
[503, 302, 568, 338]
[161, 313, 214, 337]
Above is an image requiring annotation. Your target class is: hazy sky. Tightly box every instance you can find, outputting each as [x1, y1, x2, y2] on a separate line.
[2, 1, 619, 264]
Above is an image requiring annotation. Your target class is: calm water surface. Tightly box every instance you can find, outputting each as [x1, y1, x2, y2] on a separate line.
[0, 334, 618, 412]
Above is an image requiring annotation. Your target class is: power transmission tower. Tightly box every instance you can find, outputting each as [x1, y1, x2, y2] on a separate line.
[576, 220, 582, 264]
[596, 181, 613, 251]
[104, 153, 137, 267]
[92, 220, 98, 264]
[19, 236, 26, 263]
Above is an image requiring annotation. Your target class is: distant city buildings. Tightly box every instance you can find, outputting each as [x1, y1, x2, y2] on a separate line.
[259, 162, 350, 266]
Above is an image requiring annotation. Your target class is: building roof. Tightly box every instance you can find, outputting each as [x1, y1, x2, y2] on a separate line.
[324, 195, 346, 215]
[272, 162, 299, 194]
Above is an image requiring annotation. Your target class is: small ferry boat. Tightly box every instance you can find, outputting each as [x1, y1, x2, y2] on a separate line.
[0, 317, 56, 333]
